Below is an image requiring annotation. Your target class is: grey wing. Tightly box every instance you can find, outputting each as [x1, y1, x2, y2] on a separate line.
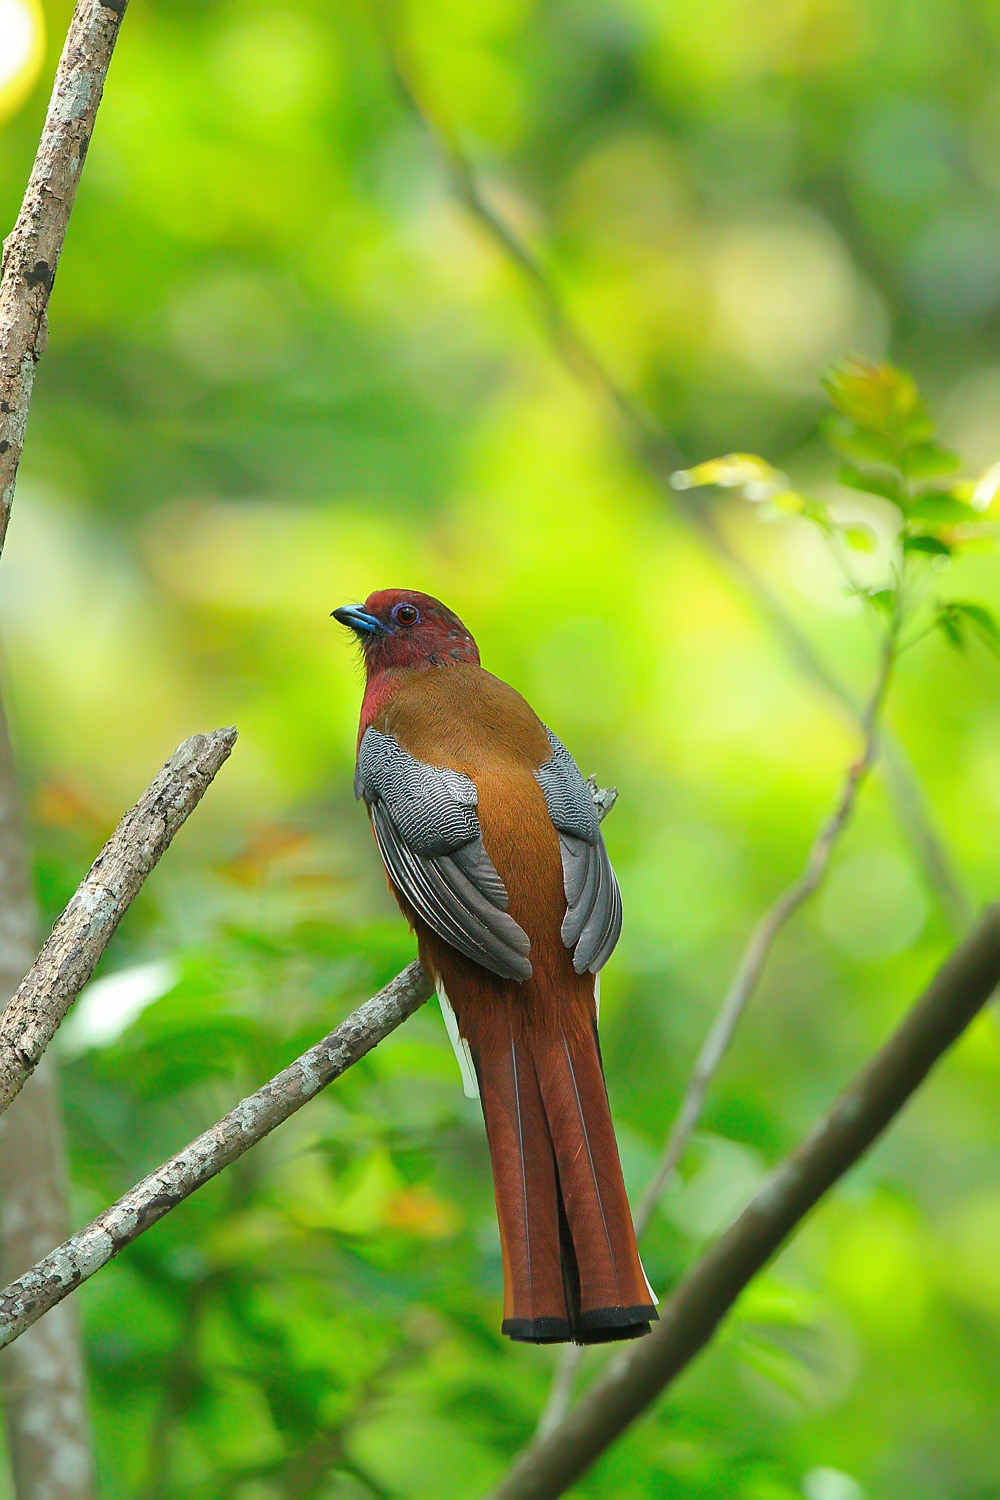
[534, 728, 622, 974]
[356, 727, 532, 981]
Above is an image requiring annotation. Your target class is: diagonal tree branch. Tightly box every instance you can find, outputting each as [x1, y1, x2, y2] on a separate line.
[376, 15, 971, 935]
[487, 902, 1000, 1500]
[0, 727, 237, 1115]
[0, 0, 129, 554]
[633, 625, 896, 1236]
[377, 7, 678, 467]
[0, 961, 434, 1350]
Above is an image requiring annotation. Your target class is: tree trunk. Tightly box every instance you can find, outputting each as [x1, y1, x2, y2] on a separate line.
[0, 700, 94, 1500]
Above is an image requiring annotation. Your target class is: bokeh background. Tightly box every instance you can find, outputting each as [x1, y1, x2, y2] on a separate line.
[3, 1, 1000, 1497]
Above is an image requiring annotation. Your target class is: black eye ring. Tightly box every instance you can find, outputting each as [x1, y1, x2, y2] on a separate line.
[392, 602, 420, 627]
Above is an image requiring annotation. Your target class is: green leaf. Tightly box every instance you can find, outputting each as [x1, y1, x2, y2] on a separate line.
[868, 588, 897, 615]
[949, 601, 1000, 657]
[905, 490, 978, 524]
[902, 442, 961, 479]
[824, 417, 900, 471]
[842, 524, 878, 552]
[801, 497, 833, 532]
[936, 608, 966, 651]
[957, 601, 1000, 636]
[838, 466, 904, 505]
[822, 358, 932, 444]
[903, 534, 952, 557]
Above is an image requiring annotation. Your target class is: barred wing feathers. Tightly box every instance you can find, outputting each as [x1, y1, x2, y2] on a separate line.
[355, 726, 532, 981]
[534, 729, 622, 974]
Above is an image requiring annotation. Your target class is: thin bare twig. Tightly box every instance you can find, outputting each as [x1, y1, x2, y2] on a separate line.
[537, 628, 897, 1438]
[634, 626, 896, 1235]
[0, 727, 237, 1114]
[0, 0, 130, 552]
[490, 904, 1000, 1500]
[376, 14, 971, 934]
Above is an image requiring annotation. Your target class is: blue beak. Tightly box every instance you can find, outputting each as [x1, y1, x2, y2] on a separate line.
[331, 604, 384, 636]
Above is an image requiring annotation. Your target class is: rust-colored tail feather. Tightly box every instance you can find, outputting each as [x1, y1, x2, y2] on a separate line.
[475, 1013, 656, 1344]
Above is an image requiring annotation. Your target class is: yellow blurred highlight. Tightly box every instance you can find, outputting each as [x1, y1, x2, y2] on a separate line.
[286, 1149, 404, 1237]
[830, 1197, 931, 1335]
[971, 459, 1000, 513]
[941, 1191, 1000, 1313]
[0, 0, 44, 120]
[671, 452, 794, 502]
[710, 216, 882, 390]
[384, 1187, 459, 1239]
[642, 0, 868, 86]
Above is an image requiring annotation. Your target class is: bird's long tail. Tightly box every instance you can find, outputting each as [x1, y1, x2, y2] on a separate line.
[475, 1015, 656, 1344]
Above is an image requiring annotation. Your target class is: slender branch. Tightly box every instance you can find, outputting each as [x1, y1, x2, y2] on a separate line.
[0, 727, 237, 1114]
[882, 738, 969, 931]
[0, 962, 434, 1350]
[376, 16, 971, 934]
[537, 629, 897, 1437]
[534, 1350, 580, 1444]
[634, 626, 896, 1235]
[0, 0, 129, 553]
[489, 903, 1000, 1500]
[377, 9, 678, 467]
[0, 1064, 95, 1500]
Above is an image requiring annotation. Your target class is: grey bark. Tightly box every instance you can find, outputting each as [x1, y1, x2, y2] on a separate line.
[0, 1065, 94, 1500]
[0, 728, 237, 1116]
[0, 703, 94, 1500]
[0, 0, 129, 552]
[0, 3, 137, 1492]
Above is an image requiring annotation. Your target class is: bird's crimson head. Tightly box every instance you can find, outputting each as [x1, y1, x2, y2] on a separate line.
[332, 590, 480, 674]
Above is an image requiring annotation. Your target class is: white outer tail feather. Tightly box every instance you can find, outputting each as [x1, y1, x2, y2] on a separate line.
[437, 973, 603, 1099]
[437, 972, 602, 1100]
[436, 978, 480, 1098]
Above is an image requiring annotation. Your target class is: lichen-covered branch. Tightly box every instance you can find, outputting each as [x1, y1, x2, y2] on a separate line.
[0, 963, 433, 1350]
[0, 727, 237, 1114]
[0, 0, 129, 552]
[487, 904, 1000, 1500]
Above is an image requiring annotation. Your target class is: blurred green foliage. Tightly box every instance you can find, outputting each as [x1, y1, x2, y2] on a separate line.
[2, 1, 1000, 1497]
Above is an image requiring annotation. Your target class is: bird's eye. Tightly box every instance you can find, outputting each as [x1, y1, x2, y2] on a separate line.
[392, 603, 420, 626]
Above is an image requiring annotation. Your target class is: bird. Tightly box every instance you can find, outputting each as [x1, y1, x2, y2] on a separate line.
[333, 589, 656, 1345]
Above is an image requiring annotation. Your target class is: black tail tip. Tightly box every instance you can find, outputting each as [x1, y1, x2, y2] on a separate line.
[502, 1315, 574, 1344]
[502, 1304, 657, 1346]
